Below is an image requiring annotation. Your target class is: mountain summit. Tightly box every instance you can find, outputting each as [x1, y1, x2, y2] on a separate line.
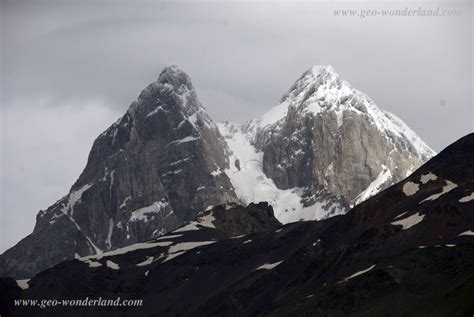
[219, 65, 435, 223]
[0, 65, 434, 279]
[0, 66, 238, 278]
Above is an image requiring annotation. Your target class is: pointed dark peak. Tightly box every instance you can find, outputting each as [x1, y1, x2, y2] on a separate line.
[157, 65, 193, 90]
[135, 65, 193, 102]
[126, 65, 204, 121]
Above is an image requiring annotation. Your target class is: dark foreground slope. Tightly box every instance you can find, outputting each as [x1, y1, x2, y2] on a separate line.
[1, 134, 474, 317]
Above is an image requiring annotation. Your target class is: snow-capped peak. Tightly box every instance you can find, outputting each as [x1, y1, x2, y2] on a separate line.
[220, 65, 435, 224]
[280, 64, 366, 119]
[253, 65, 435, 159]
[256, 65, 343, 128]
[281, 64, 339, 104]
[157, 65, 193, 91]
[125, 65, 213, 129]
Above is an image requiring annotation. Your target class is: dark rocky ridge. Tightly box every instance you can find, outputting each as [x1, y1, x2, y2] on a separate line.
[0, 201, 281, 317]
[1, 134, 472, 317]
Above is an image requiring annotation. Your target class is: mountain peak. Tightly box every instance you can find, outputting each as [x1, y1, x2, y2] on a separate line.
[234, 64, 435, 223]
[260, 65, 434, 160]
[157, 65, 193, 89]
[128, 65, 208, 121]
[281, 64, 340, 103]
[308, 64, 336, 77]
[135, 65, 194, 101]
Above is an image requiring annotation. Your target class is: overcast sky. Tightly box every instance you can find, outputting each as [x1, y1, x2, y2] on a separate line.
[1, 0, 472, 253]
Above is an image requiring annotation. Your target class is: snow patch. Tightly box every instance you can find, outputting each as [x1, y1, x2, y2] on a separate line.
[169, 158, 191, 167]
[87, 260, 102, 268]
[255, 260, 284, 271]
[80, 241, 173, 261]
[163, 241, 215, 262]
[210, 168, 223, 177]
[259, 101, 290, 127]
[16, 279, 30, 290]
[340, 264, 376, 283]
[136, 256, 154, 267]
[459, 192, 474, 203]
[106, 219, 114, 249]
[168, 136, 198, 146]
[420, 180, 458, 203]
[58, 184, 103, 255]
[60, 205, 102, 255]
[62, 184, 93, 216]
[77, 256, 103, 267]
[157, 234, 184, 240]
[130, 201, 168, 222]
[391, 212, 425, 230]
[172, 222, 200, 233]
[393, 211, 408, 220]
[402, 181, 419, 196]
[162, 169, 183, 177]
[119, 196, 131, 209]
[420, 172, 437, 184]
[48, 213, 65, 225]
[197, 212, 216, 228]
[146, 106, 165, 118]
[106, 260, 120, 270]
[355, 165, 392, 203]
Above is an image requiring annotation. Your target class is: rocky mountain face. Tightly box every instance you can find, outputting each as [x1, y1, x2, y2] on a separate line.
[2, 134, 472, 317]
[0, 66, 238, 279]
[219, 65, 435, 223]
[0, 65, 434, 280]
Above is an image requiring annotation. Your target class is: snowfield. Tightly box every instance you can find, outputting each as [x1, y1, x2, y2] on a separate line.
[217, 122, 345, 224]
[391, 212, 425, 230]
